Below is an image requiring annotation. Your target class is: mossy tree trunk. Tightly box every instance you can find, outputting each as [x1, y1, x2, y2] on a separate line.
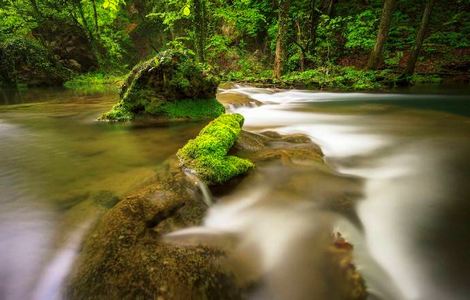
[193, 0, 206, 62]
[367, 0, 396, 70]
[404, 0, 435, 76]
[274, 0, 290, 79]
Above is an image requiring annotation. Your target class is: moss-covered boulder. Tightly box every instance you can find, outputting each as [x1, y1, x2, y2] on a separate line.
[67, 159, 244, 299]
[100, 49, 223, 121]
[177, 114, 254, 185]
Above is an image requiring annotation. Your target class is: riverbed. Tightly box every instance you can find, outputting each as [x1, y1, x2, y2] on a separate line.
[0, 86, 469, 299]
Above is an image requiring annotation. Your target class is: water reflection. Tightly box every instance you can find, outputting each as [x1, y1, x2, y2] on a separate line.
[0, 89, 205, 299]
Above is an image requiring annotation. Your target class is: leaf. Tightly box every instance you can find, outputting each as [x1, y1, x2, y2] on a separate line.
[183, 5, 190, 16]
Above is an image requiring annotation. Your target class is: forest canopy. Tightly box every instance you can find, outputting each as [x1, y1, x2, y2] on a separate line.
[0, 0, 469, 88]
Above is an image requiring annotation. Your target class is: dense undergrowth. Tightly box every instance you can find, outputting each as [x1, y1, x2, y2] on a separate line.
[2, 1, 468, 89]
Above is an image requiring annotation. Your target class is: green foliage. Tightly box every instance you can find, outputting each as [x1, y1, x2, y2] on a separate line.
[0, 36, 71, 86]
[314, 15, 348, 65]
[1, 0, 468, 86]
[410, 74, 442, 84]
[281, 66, 381, 90]
[213, 0, 267, 38]
[177, 113, 254, 185]
[384, 51, 403, 67]
[345, 9, 380, 51]
[425, 31, 470, 49]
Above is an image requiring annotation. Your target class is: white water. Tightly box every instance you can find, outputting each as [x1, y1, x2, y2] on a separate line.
[168, 86, 470, 300]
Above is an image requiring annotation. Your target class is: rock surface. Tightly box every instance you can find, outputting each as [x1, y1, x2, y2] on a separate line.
[33, 19, 98, 72]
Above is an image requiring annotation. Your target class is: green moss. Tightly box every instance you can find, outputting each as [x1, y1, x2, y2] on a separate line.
[99, 104, 134, 121]
[177, 113, 254, 185]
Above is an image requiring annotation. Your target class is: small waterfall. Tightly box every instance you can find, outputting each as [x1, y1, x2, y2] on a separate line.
[183, 169, 214, 207]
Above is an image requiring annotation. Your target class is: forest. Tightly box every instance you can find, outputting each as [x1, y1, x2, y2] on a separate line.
[1, 0, 469, 90]
[1, 1, 470, 300]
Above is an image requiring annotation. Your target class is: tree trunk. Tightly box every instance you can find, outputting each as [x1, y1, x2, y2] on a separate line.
[295, 21, 305, 71]
[193, 0, 206, 62]
[91, 0, 100, 36]
[404, 0, 434, 75]
[367, 0, 396, 70]
[322, 0, 336, 17]
[75, 0, 94, 42]
[273, 0, 290, 79]
[307, 0, 318, 54]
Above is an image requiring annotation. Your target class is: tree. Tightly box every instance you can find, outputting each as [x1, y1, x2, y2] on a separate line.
[193, 0, 207, 62]
[403, 0, 435, 75]
[91, 0, 99, 36]
[273, 0, 290, 79]
[366, 0, 396, 70]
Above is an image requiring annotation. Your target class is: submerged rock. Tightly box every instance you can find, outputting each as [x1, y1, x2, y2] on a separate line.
[100, 49, 223, 121]
[177, 114, 254, 185]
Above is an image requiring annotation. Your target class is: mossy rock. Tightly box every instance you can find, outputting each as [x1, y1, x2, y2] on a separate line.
[100, 49, 222, 121]
[177, 114, 254, 185]
[67, 159, 244, 299]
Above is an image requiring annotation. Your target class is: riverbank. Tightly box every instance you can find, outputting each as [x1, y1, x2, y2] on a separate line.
[60, 67, 468, 95]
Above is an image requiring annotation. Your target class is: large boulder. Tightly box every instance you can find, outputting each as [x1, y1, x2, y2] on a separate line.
[0, 37, 72, 86]
[100, 49, 223, 121]
[32, 19, 98, 73]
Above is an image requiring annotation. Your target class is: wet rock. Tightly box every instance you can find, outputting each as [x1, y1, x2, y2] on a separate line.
[100, 49, 223, 121]
[217, 92, 262, 108]
[67, 158, 244, 299]
[234, 130, 323, 164]
[330, 233, 367, 300]
[32, 19, 98, 72]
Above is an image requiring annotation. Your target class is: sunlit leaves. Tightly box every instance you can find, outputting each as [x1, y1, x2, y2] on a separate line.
[103, 0, 124, 12]
[183, 4, 191, 16]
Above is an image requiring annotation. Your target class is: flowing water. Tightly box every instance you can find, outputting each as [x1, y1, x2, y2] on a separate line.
[1, 85, 469, 299]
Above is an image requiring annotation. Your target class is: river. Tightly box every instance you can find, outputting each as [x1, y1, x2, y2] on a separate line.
[0, 85, 469, 299]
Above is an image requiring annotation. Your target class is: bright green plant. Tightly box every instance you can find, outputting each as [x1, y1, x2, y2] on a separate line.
[345, 9, 380, 51]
